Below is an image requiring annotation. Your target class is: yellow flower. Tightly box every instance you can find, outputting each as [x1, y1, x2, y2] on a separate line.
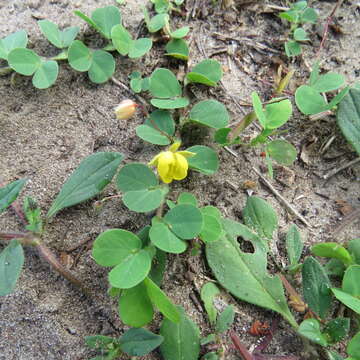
[149, 142, 195, 183]
[114, 99, 137, 120]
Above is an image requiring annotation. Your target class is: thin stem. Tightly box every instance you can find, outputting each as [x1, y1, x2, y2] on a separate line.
[230, 331, 254, 360]
[36, 243, 92, 297]
[0, 231, 29, 240]
[0, 66, 13, 76]
[228, 112, 256, 142]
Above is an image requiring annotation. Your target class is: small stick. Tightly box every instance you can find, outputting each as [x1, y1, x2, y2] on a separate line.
[323, 157, 360, 180]
[333, 207, 360, 235]
[316, 0, 344, 59]
[251, 167, 312, 228]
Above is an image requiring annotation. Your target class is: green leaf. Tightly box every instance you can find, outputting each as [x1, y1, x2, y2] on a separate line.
[136, 125, 171, 145]
[130, 77, 142, 93]
[165, 38, 189, 60]
[129, 38, 152, 58]
[32, 60, 59, 89]
[170, 26, 190, 39]
[206, 218, 297, 327]
[251, 92, 267, 128]
[279, 10, 298, 23]
[326, 350, 345, 360]
[311, 242, 353, 266]
[123, 188, 167, 213]
[149, 68, 182, 98]
[111, 24, 132, 56]
[200, 334, 216, 346]
[8, 48, 41, 75]
[295, 85, 329, 115]
[189, 100, 229, 129]
[148, 13, 169, 32]
[200, 282, 220, 325]
[150, 249, 167, 286]
[243, 196, 278, 240]
[91, 6, 121, 39]
[85, 335, 116, 350]
[324, 258, 345, 277]
[0, 30, 28, 60]
[202, 352, 219, 360]
[118, 282, 154, 327]
[202, 206, 222, 221]
[310, 62, 320, 86]
[301, 7, 318, 24]
[342, 265, 360, 296]
[199, 213, 222, 243]
[0, 239, 24, 296]
[153, 0, 171, 13]
[48, 152, 123, 217]
[119, 328, 163, 356]
[324, 318, 350, 343]
[160, 306, 200, 360]
[215, 305, 235, 334]
[92, 229, 142, 267]
[298, 319, 328, 346]
[178, 192, 197, 206]
[347, 332, 360, 358]
[186, 145, 219, 175]
[332, 288, 360, 314]
[349, 239, 360, 264]
[144, 277, 180, 323]
[266, 140, 297, 166]
[285, 40, 302, 57]
[38, 20, 62, 48]
[164, 204, 203, 240]
[88, 50, 115, 83]
[0, 179, 27, 214]
[149, 222, 187, 253]
[294, 28, 309, 41]
[68, 40, 92, 71]
[302, 257, 332, 319]
[74, 10, 103, 34]
[151, 97, 189, 109]
[336, 88, 360, 156]
[311, 72, 345, 93]
[328, 86, 349, 109]
[116, 163, 157, 192]
[23, 197, 43, 234]
[286, 224, 303, 267]
[60, 26, 80, 48]
[264, 99, 292, 129]
[187, 59, 222, 86]
[109, 249, 152, 288]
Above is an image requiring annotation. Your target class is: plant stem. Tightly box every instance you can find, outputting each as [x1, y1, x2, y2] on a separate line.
[0, 231, 29, 240]
[228, 112, 256, 142]
[230, 332, 254, 360]
[36, 242, 92, 297]
[0, 66, 13, 76]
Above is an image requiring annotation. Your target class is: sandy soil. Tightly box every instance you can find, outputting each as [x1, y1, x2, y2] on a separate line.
[1, 0, 360, 359]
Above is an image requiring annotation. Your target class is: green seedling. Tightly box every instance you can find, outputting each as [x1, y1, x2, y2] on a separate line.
[279, 1, 318, 57]
[295, 63, 348, 116]
[85, 328, 163, 359]
[129, 71, 150, 93]
[215, 91, 296, 176]
[0, 6, 152, 88]
[0, 152, 123, 297]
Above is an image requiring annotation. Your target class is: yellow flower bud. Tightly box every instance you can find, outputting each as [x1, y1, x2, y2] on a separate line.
[114, 99, 137, 120]
[148, 142, 195, 184]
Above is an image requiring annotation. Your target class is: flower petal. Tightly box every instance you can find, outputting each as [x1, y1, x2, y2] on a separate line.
[172, 153, 188, 180]
[148, 153, 161, 166]
[169, 141, 181, 153]
[177, 151, 196, 158]
[157, 151, 175, 183]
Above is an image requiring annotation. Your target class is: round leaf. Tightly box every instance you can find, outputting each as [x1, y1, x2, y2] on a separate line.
[189, 100, 229, 129]
[311, 73, 345, 93]
[298, 319, 328, 346]
[266, 140, 297, 166]
[150, 222, 187, 253]
[118, 282, 154, 327]
[165, 39, 189, 60]
[123, 188, 167, 213]
[187, 59, 222, 86]
[8, 48, 41, 75]
[32, 60, 59, 89]
[109, 249, 151, 288]
[264, 99, 292, 129]
[136, 125, 171, 145]
[149, 68, 182, 98]
[91, 5, 121, 39]
[145, 109, 175, 136]
[68, 40, 92, 71]
[60, 26, 80, 48]
[92, 229, 141, 267]
[111, 24, 132, 56]
[285, 40, 302, 57]
[342, 265, 360, 296]
[164, 204, 203, 239]
[151, 97, 189, 109]
[129, 38, 152, 58]
[301, 8, 318, 23]
[347, 332, 360, 358]
[170, 26, 190, 39]
[88, 50, 115, 83]
[0, 30, 28, 60]
[186, 145, 219, 175]
[293, 28, 309, 41]
[295, 85, 328, 115]
[116, 163, 158, 192]
[148, 13, 169, 32]
[38, 20, 62, 48]
[200, 214, 222, 243]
